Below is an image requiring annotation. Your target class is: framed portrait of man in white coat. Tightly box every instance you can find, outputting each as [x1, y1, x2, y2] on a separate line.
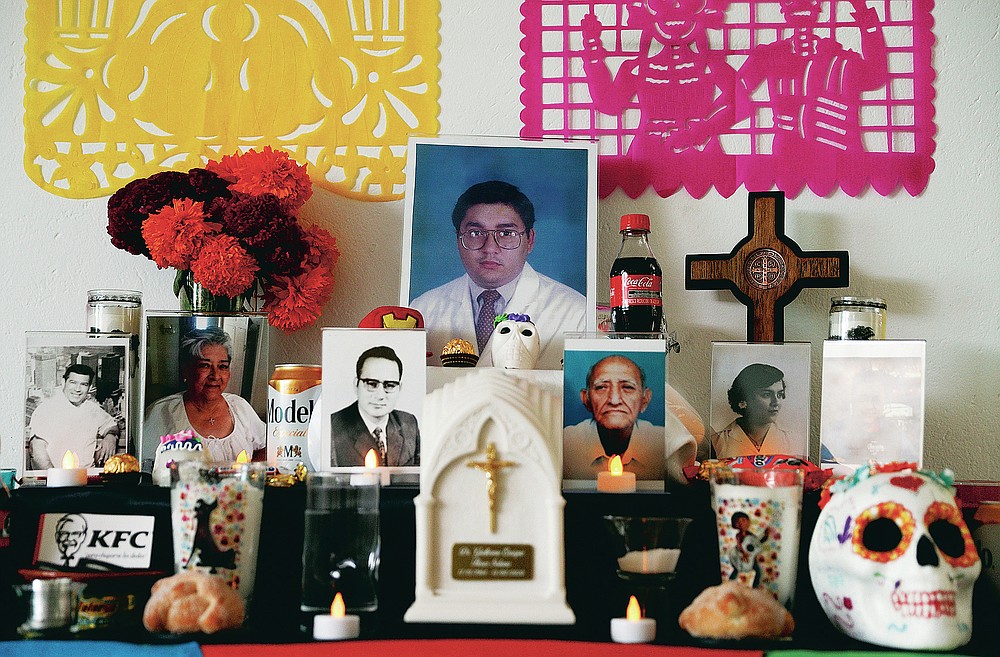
[401, 135, 597, 370]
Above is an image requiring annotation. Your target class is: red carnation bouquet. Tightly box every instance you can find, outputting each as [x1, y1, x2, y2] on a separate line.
[107, 147, 339, 331]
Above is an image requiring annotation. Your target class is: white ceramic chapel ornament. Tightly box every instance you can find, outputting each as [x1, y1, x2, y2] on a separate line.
[405, 369, 574, 624]
[809, 464, 981, 651]
[491, 313, 541, 370]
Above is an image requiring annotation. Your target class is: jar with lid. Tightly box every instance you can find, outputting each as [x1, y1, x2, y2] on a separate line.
[87, 289, 142, 335]
[828, 296, 886, 340]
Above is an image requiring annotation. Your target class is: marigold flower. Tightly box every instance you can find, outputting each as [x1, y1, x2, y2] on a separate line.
[108, 171, 192, 256]
[108, 147, 331, 332]
[205, 152, 242, 183]
[263, 266, 334, 332]
[142, 199, 220, 269]
[190, 234, 259, 298]
[207, 146, 312, 213]
[301, 224, 341, 271]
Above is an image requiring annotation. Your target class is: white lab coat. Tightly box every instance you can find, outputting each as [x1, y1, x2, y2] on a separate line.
[411, 262, 587, 369]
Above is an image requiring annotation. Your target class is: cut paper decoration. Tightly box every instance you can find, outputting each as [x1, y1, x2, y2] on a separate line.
[520, 1, 935, 198]
[23, 0, 441, 201]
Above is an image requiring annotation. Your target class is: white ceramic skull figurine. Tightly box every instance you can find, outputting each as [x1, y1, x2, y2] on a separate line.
[808, 466, 981, 650]
[491, 313, 540, 369]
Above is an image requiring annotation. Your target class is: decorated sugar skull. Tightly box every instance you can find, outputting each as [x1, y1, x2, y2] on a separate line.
[491, 313, 540, 369]
[808, 464, 980, 651]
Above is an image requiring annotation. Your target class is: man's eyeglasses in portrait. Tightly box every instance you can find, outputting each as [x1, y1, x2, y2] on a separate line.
[459, 229, 526, 251]
[358, 378, 400, 392]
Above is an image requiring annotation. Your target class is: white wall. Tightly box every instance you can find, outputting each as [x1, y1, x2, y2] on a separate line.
[2, 2, 998, 480]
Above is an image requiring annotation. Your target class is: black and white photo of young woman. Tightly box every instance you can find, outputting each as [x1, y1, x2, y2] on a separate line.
[709, 342, 810, 459]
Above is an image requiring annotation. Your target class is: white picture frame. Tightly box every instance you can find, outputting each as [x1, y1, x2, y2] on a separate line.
[320, 328, 427, 479]
[401, 135, 598, 368]
[562, 336, 668, 490]
[819, 339, 926, 474]
[709, 341, 811, 460]
[23, 331, 132, 478]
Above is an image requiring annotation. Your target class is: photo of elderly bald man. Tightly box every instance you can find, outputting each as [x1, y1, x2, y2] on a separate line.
[562, 341, 698, 488]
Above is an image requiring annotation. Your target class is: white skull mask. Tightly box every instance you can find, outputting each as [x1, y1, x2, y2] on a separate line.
[809, 467, 980, 651]
[491, 315, 540, 370]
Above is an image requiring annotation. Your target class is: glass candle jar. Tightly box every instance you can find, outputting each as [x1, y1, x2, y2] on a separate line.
[828, 296, 886, 340]
[87, 289, 142, 335]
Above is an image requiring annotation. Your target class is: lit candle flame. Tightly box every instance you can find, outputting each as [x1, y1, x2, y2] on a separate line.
[61, 450, 80, 469]
[626, 595, 642, 621]
[235, 450, 250, 464]
[364, 448, 379, 468]
[330, 592, 346, 618]
[609, 454, 624, 476]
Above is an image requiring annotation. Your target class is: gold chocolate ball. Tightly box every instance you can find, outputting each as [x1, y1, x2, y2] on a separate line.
[103, 453, 140, 474]
[441, 338, 476, 355]
[440, 338, 479, 367]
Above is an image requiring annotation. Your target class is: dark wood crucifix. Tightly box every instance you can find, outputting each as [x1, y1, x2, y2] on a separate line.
[685, 192, 849, 342]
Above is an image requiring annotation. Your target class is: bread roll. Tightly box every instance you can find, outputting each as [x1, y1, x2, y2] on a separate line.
[678, 581, 794, 640]
[143, 571, 244, 634]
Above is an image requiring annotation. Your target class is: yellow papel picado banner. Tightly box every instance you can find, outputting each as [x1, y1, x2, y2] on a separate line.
[23, 0, 440, 201]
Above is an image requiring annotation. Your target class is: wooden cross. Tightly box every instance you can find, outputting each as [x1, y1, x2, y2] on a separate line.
[466, 442, 517, 533]
[685, 192, 849, 342]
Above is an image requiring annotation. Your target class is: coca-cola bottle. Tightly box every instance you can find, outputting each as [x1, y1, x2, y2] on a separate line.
[610, 213, 663, 334]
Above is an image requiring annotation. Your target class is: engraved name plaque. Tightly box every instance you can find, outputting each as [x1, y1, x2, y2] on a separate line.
[452, 543, 534, 581]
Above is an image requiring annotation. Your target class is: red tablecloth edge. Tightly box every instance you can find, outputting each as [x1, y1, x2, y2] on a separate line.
[202, 639, 761, 657]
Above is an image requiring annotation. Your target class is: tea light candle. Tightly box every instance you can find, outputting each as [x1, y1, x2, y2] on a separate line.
[350, 449, 389, 486]
[313, 593, 360, 640]
[611, 595, 656, 644]
[47, 451, 88, 488]
[597, 455, 636, 493]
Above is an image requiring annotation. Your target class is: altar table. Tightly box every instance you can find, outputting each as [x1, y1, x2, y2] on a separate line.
[0, 640, 972, 657]
[1, 485, 994, 656]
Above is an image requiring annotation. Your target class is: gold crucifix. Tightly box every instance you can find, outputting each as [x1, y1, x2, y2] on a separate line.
[466, 442, 517, 533]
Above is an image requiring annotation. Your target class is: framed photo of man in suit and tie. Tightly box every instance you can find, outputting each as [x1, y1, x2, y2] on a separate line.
[401, 135, 598, 370]
[320, 328, 427, 476]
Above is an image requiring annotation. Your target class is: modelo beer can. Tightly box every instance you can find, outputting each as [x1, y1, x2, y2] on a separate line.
[268, 364, 321, 474]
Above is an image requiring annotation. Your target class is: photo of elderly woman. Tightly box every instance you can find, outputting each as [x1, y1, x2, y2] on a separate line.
[142, 314, 268, 465]
[709, 343, 810, 459]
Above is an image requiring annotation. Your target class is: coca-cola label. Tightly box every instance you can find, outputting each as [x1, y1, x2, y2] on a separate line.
[611, 274, 662, 307]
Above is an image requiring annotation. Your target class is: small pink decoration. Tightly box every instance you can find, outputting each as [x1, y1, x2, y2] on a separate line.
[520, 1, 935, 198]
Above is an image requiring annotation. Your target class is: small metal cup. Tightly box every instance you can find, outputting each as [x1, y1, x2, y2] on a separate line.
[19, 577, 83, 631]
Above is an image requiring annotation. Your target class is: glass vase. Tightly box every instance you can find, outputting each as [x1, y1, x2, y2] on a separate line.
[175, 270, 262, 313]
[179, 281, 241, 313]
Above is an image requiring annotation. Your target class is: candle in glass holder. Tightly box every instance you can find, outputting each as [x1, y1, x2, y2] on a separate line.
[617, 547, 681, 574]
[597, 455, 636, 493]
[86, 289, 142, 335]
[47, 451, 88, 487]
[611, 595, 656, 643]
[313, 593, 360, 640]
